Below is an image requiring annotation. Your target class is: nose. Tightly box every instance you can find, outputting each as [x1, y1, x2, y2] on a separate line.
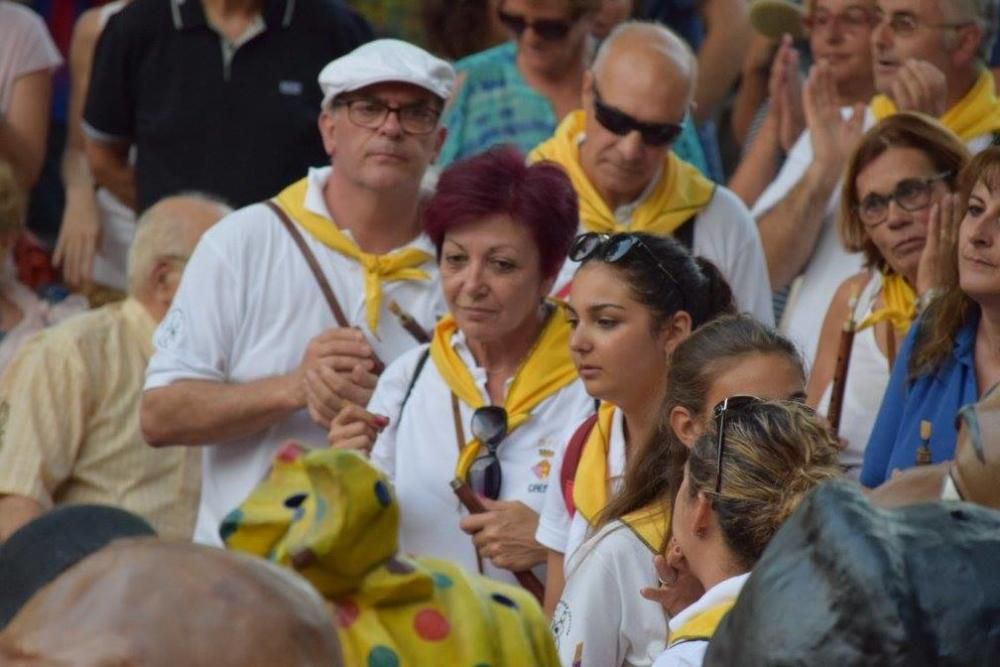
[569, 320, 592, 355]
[966, 208, 1000, 247]
[463, 259, 490, 299]
[617, 130, 645, 162]
[871, 18, 891, 50]
[377, 108, 405, 138]
[885, 199, 910, 229]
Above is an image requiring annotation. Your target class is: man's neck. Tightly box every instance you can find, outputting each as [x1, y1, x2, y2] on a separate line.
[324, 176, 423, 255]
[943, 67, 983, 112]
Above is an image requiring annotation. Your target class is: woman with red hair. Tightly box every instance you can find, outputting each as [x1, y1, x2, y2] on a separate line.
[328, 145, 594, 588]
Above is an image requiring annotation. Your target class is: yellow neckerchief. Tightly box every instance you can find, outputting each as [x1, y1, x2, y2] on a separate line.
[667, 599, 737, 647]
[620, 503, 669, 556]
[528, 111, 716, 235]
[572, 401, 618, 525]
[856, 271, 916, 338]
[429, 302, 579, 479]
[273, 177, 432, 334]
[870, 70, 1000, 142]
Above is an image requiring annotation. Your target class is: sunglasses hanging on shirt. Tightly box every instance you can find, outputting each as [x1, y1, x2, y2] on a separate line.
[467, 406, 509, 501]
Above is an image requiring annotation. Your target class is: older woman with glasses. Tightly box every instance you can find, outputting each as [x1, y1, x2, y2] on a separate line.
[651, 398, 841, 667]
[537, 231, 735, 614]
[436, 0, 706, 172]
[327, 146, 593, 588]
[807, 113, 969, 478]
[862, 146, 1000, 487]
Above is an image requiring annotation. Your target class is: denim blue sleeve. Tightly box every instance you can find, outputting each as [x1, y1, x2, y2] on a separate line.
[860, 322, 920, 487]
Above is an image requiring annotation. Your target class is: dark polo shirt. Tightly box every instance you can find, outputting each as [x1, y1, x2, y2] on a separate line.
[83, 0, 371, 213]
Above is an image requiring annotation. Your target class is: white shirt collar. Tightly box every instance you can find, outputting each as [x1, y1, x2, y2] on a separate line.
[668, 571, 750, 630]
[940, 472, 963, 501]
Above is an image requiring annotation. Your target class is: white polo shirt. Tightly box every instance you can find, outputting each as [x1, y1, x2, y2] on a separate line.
[535, 405, 628, 565]
[653, 572, 750, 667]
[144, 166, 447, 545]
[368, 330, 595, 586]
[552, 520, 668, 667]
[552, 186, 774, 326]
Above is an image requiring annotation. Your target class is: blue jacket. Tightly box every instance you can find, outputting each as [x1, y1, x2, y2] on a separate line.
[861, 312, 980, 487]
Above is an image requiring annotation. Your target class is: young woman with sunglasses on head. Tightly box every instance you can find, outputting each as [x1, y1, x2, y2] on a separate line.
[327, 146, 594, 587]
[807, 114, 969, 478]
[537, 231, 735, 614]
[862, 147, 1000, 487]
[550, 315, 808, 667]
[437, 0, 707, 173]
[652, 398, 841, 667]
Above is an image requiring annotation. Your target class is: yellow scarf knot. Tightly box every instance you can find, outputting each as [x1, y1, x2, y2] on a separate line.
[870, 70, 1000, 142]
[273, 177, 432, 333]
[429, 302, 579, 479]
[856, 272, 916, 337]
[528, 111, 716, 235]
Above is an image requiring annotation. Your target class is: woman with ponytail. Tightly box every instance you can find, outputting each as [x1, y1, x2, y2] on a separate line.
[652, 398, 841, 666]
[537, 232, 735, 617]
[550, 315, 808, 667]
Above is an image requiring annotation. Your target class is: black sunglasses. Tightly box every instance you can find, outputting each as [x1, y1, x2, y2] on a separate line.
[711, 395, 761, 494]
[569, 232, 680, 289]
[497, 9, 574, 41]
[592, 84, 684, 147]
[467, 406, 509, 500]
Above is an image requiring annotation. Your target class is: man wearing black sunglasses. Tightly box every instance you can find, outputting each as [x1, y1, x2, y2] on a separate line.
[529, 22, 773, 324]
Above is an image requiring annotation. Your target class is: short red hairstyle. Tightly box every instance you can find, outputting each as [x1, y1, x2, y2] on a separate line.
[423, 145, 579, 279]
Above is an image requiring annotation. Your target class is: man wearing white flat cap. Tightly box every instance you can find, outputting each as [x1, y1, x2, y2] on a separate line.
[140, 39, 454, 545]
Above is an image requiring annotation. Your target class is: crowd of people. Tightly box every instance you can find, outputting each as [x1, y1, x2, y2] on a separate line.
[0, 0, 999, 665]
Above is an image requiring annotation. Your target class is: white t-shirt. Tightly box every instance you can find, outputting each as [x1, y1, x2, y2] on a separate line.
[368, 329, 595, 586]
[536, 406, 628, 565]
[653, 572, 750, 667]
[0, 2, 61, 114]
[144, 167, 447, 545]
[552, 520, 668, 667]
[553, 185, 774, 326]
[753, 108, 995, 365]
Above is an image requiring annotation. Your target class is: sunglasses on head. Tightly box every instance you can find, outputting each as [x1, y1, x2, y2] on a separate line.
[569, 232, 680, 289]
[467, 406, 509, 501]
[711, 395, 761, 494]
[592, 84, 684, 147]
[497, 9, 574, 41]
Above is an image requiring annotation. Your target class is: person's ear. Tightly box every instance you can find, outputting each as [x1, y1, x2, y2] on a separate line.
[429, 126, 447, 164]
[692, 490, 714, 538]
[950, 23, 982, 68]
[669, 405, 701, 449]
[150, 258, 180, 303]
[318, 108, 337, 157]
[661, 310, 693, 357]
[581, 69, 594, 108]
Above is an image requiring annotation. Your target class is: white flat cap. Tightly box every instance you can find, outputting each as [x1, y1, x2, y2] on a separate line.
[318, 39, 456, 108]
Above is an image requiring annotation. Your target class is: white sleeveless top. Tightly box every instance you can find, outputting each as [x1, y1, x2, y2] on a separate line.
[818, 272, 893, 478]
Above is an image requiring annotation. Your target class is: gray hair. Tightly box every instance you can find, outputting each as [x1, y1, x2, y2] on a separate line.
[126, 192, 231, 296]
[945, 0, 999, 61]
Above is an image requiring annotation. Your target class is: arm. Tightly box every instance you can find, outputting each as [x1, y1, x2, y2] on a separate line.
[543, 548, 565, 617]
[806, 272, 870, 408]
[0, 69, 52, 191]
[727, 109, 782, 207]
[0, 495, 44, 542]
[55, 10, 110, 287]
[83, 137, 135, 210]
[691, 0, 751, 123]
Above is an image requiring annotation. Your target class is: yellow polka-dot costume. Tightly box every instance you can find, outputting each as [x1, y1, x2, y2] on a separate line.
[222, 444, 560, 667]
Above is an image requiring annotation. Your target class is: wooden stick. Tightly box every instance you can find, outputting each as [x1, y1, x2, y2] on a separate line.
[450, 478, 546, 603]
[388, 300, 431, 344]
[827, 291, 859, 436]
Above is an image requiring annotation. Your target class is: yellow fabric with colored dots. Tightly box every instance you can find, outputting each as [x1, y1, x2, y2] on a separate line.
[430, 303, 579, 480]
[272, 178, 432, 334]
[528, 111, 716, 235]
[667, 599, 737, 647]
[223, 446, 560, 667]
[856, 272, 916, 338]
[870, 70, 1000, 142]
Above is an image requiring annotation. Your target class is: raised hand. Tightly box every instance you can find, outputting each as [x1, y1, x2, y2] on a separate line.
[891, 59, 947, 117]
[327, 402, 388, 455]
[805, 62, 866, 171]
[768, 34, 804, 152]
[458, 499, 545, 572]
[916, 192, 962, 296]
[638, 538, 704, 617]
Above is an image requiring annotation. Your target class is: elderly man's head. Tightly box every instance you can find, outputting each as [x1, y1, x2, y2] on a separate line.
[316, 40, 454, 194]
[580, 22, 695, 207]
[126, 194, 230, 320]
[0, 539, 343, 667]
[871, 0, 998, 96]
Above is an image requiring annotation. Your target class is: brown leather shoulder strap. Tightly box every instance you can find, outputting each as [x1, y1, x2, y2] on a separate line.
[265, 200, 350, 329]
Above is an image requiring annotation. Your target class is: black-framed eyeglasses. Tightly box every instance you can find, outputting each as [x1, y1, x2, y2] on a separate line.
[592, 84, 684, 147]
[467, 406, 509, 500]
[497, 8, 575, 41]
[855, 171, 952, 228]
[333, 97, 441, 135]
[873, 9, 973, 37]
[569, 232, 681, 289]
[711, 395, 761, 494]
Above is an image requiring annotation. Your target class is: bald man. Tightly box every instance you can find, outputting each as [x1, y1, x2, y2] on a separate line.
[529, 21, 773, 324]
[0, 195, 230, 541]
[0, 539, 343, 666]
